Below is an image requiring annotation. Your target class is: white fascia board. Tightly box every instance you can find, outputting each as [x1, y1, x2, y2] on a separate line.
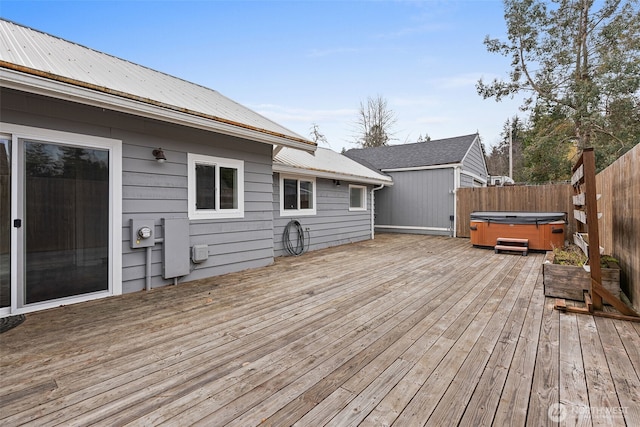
[461, 135, 477, 163]
[381, 163, 463, 173]
[273, 164, 393, 186]
[375, 225, 450, 232]
[1, 69, 316, 153]
[272, 144, 284, 159]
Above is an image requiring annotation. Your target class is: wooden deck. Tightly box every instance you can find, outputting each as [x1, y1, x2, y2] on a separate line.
[1, 234, 639, 426]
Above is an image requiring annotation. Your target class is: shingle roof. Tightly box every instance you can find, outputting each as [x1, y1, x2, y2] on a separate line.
[0, 19, 314, 149]
[274, 147, 393, 186]
[344, 134, 479, 170]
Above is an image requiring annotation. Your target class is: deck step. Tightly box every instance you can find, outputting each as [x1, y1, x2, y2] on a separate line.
[495, 244, 528, 252]
[496, 237, 529, 245]
[495, 238, 529, 256]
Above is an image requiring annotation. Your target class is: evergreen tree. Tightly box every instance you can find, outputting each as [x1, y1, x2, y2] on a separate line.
[478, 0, 640, 177]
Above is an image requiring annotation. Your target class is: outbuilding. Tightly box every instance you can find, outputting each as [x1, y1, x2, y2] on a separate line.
[345, 134, 488, 236]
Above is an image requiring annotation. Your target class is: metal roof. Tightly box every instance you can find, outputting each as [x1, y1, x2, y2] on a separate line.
[0, 19, 315, 150]
[344, 134, 479, 170]
[274, 146, 393, 186]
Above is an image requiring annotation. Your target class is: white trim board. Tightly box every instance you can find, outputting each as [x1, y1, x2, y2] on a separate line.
[273, 164, 392, 186]
[375, 225, 451, 232]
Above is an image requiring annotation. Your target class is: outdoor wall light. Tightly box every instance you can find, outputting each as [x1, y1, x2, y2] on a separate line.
[333, 180, 341, 187]
[152, 148, 167, 163]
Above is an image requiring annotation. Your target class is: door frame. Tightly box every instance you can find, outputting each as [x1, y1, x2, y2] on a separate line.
[1, 123, 122, 317]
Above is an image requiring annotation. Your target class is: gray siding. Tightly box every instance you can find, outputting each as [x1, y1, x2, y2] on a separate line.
[121, 143, 274, 292]
[460, 138, 488, 184]
[460, 173, 475, 188]
[3, 89, 274, 293]
[273, 174, 373, 257]
[375, 168, 454, 235]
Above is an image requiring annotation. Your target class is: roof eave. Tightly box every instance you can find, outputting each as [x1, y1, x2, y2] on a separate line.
[273, 163, 393, 186]
[0, 66, 317, 153]
[381, 162, 463, 172]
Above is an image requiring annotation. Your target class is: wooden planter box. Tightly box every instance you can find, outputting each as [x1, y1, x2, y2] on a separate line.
[543, 251, 621, 303]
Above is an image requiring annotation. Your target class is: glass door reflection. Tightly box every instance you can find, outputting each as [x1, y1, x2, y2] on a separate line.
[23, 140, 109, 304]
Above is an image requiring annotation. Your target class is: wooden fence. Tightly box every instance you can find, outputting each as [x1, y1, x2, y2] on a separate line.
[596, 144, 639, 311]
[457, 143, 640, 312]
[456, 184, 575, 238]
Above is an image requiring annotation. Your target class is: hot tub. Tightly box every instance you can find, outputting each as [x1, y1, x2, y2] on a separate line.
[470, 211, 567, 251]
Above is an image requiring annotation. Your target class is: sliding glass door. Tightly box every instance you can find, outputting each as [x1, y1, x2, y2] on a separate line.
[0, 123, 123, 316]
[21, 140, 110, 304]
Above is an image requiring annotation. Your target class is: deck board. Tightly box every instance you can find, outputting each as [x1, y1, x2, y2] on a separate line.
[1, 234, 639, 426]
[577, 315, 625, 427]
[559, 313, 591, 426]
[458, 255, 540, 426]
[594, 317, 640, 426]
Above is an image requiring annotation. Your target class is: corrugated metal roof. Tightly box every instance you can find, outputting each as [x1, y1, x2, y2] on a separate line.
[344, 134, 479, 170]
[274, 146, 393, 185]
[0, 19, 314, 148]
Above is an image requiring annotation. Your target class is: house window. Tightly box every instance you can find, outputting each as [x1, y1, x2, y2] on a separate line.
[280, 175, 316, 216]
[188, 153, 244, 219]
[349, 185, 367, 211]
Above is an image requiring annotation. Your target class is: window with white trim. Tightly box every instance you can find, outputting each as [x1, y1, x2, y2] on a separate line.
[280, 175, 316, 216]
[188, 153, 244, 219]
[349, 185, 367, 211]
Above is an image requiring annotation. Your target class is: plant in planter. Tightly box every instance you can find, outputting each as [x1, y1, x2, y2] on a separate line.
[543, 245, 621, 302]
[551, 245, 619, 268]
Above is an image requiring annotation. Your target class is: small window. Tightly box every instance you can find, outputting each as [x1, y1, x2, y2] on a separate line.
[280, 175, 316, 216]
[349, 185, 367, 211]
[188, 154, 244, 219]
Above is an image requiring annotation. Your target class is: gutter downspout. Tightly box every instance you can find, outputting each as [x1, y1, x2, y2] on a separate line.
[371, 184, 385, 239]
[452, 166, 461, 238]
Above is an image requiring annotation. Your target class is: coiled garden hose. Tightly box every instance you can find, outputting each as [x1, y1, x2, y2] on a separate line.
[283, 219, 308, 256]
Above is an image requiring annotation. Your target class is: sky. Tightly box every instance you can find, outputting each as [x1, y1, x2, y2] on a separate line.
[0, 0, 527, 152]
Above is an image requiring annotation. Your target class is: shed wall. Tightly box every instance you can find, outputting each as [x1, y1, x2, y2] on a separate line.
[375, 168, 454, 235]
[461, 138, 488, 181]
[460, 173, 475, 188]
[2, 89, 275, 293]
[273, 174, 372, 257]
